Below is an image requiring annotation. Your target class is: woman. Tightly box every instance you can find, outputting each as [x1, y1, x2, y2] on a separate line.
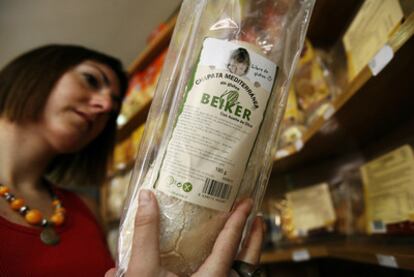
[0, 45, 127, 276]
[0, 45, 264, 276]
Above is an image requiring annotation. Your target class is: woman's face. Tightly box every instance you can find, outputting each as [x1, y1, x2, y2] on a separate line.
[39, 60, 121, 153]
[228, 60, 249, 76]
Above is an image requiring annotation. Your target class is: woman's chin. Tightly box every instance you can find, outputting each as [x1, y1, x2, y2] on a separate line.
[48, 131, 91, 153]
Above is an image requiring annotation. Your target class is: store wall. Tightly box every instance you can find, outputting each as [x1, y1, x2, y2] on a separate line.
[0, 0, 181, 68]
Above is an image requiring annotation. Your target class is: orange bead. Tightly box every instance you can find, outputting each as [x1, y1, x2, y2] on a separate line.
[52, 199, 61, 207]
[50, 213, 65, 226]
[0, 186, 9, 196]
[10, 198, 25, 210]
[25, 209, 43, 225]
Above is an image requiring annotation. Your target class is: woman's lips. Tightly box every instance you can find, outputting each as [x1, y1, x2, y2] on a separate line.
[73, 110, 94, 130]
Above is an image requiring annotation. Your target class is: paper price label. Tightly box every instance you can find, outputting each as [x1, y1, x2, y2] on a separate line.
[376, 254, 398, 268]
[292, 249, 310, 262]
[323, 105, 335, 120]
[294, 140, 304, 151]
[275, 149, 290, 159]
[368, 45, 394, 76]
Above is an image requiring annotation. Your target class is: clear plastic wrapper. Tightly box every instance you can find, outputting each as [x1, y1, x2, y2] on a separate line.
[278, 86, 307, 148]
[263, 179, 359, 248]
[107, 170, 132, 219]
[293, 39, 338, 125]
[117, 0, 315, 275]
[337, 168, 365, 235]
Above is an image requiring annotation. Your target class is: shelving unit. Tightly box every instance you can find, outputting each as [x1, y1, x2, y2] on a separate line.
[116, 15, 177, 143]
[112, 6, 414, 176]
[273, 12, 414, 173]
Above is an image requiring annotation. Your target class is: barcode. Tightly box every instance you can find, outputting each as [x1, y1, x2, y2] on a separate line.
[202, 178, 232, 199]
[371, 220, 386, 233]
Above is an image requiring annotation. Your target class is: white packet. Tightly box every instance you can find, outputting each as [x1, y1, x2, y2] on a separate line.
[117, 0, 315, 276]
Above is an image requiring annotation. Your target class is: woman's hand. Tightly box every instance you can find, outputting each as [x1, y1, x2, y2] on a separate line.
[105, 189, 264, 277]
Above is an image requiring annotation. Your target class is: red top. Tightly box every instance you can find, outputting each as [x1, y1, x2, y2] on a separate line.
[0, 188, 114, 277]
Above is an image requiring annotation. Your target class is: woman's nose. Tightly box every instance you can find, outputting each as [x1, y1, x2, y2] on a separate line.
[90, 91, 114, 113]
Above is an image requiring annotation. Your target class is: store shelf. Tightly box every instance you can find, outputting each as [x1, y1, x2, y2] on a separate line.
[273, 13, 414, 173]
[329, 239, 414, 271]
[116, 11, 414, 167]
[127, 15, 176, 75]
[115, 0, 360, 145]
[261, 238, 414, 271]
[261, 245, 328, 264]
[116, 15, 177, 143]
[116, 100, 151, 143]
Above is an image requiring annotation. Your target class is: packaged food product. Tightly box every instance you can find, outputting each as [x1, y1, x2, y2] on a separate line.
[278, 86, 307, 148]
[261, 197, 285, 249]
[285, 183, 336, 238]
[117, 0, 315, 275]
[289, 39, 340, 126]
[113, 138, 133, 170]
[361, 145, 414, 235]
[337, 168, 366, 235]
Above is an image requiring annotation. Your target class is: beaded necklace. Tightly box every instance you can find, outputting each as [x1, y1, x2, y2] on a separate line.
[0, 183, 65, 245]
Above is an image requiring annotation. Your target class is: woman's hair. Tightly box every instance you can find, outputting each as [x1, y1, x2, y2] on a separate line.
[231, 48, 250, 64]
[0, 45, 128, 187]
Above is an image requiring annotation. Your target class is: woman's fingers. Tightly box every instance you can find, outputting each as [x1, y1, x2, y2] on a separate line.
[104, 268, 116, 277]
[236, 216, 264, 264]
[196, 199, 253, 276]
[126, 189, 161, 275]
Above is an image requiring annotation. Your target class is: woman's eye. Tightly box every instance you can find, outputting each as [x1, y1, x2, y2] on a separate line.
[82, 73, 100, 89]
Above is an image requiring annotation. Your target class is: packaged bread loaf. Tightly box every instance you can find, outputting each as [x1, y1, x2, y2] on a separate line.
[117, 0, 315, 276]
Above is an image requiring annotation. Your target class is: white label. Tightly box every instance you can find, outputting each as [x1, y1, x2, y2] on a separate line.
[156, 38, 277, 212]
[294, 140, 304, 151]
[368, 44, 394, 76]
[376, 254, 398, 268]
[292, 249, 310, 262]
[275, 149, 290, 159]
[370, 220, 387, 234]
[323, 105, 335, 120]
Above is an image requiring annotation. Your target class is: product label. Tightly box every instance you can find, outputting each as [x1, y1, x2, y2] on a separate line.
[292, 249, 311, 262]
[343, 0, 403, 79]
[361, 145, 414, 233]
[286, 183, 336, 235]
[156, 38, 277, 211]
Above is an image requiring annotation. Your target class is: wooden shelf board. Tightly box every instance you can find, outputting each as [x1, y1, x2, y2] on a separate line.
[116, 15, 177, 143]
[262, 238, 414, 271]
[261, 245, 328, 264]
[116, 99, 151, 143]
[127, 15, 177, 75]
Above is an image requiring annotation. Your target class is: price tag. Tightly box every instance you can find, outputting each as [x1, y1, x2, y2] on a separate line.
[376, 254, 398, 268]
[323, 105, 335, 120]
[368, 44, 394, 76]
[370, 220, 387, 234]
[292, 249, 310, 262]
[275, 149, 290, 159]
[294, 140, 304, 151]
